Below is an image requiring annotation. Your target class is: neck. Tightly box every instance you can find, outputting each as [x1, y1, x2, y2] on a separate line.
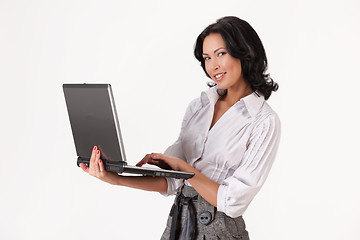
[221, 84, 253, 106]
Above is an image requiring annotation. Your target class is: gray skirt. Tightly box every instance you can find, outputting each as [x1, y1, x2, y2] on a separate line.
[161, 185, 249, 240]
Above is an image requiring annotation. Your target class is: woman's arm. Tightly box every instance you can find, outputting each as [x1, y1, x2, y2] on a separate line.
[137, 153, 220, 207]
[79, 146, 168, 193]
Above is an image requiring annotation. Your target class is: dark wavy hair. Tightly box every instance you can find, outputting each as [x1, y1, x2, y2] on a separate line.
[194, 16, 278, 100]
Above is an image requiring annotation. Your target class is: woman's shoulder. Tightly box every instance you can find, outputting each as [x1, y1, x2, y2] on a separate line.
[186, 87, 217, 111]
[184, 94, 202, 117]
[252, 101, 281, 132]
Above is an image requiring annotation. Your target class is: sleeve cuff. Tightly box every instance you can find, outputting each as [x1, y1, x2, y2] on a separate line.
[217, 184, 227, 213]
[160, 177, 183, 197]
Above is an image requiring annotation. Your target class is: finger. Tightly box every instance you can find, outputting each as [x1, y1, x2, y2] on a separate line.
[90, 146, 97, 171]
[139, 154, 153, 166]
[94, 149, 101, 172]
[136, 154, 151, 167]
[79, 163, 89, 173]
[151, 153, 166, 161]
[99, 159, 105, 172]
[144, 158, 161, 166]
[148, 158, 172, 170]
[151, 153, 175, 170]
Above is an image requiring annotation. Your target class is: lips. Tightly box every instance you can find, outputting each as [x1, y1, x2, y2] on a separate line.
[213, 72, 226, 81]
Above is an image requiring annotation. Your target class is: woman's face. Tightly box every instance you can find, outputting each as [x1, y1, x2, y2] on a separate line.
[202, 33, 245, 91]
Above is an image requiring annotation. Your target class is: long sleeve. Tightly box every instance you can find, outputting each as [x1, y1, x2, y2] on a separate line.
[217, 113, 281, 218]
[161, 98, 202, 196]
[161, 137, 185, 196]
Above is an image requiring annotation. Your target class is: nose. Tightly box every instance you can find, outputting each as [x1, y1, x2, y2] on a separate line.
[209, 59, 220, 71]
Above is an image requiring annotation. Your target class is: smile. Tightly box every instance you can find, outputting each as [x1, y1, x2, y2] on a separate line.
[214, 72, 226, 80]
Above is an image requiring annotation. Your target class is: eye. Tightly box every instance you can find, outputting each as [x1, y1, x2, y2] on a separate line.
[218, 52, 227, 57]
[203, 56, 210, 61]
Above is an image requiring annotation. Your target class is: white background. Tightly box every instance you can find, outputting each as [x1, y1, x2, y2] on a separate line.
[1, 0, 359, 239]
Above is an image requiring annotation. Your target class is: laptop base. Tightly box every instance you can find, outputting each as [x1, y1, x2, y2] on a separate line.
[77, 157, 195, 179]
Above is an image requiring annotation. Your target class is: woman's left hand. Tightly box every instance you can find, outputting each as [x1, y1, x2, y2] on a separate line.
[137, 153, 219, 208]
[136, 153, 187, 172]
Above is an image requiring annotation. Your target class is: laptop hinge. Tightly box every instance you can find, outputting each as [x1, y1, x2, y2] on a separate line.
[77, 157, 126, 174]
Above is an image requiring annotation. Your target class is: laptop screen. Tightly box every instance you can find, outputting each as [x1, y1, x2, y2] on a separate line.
[63, 84, 126, 162]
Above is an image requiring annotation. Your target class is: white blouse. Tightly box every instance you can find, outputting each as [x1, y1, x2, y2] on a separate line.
[162, 86, 281, 218]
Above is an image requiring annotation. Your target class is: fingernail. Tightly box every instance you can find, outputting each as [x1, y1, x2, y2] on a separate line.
[97, 150, 100, 155]
[99, 159, 102, 163]
[93, 146, 97, 150]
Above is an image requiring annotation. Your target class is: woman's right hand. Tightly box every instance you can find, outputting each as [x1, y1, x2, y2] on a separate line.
[79, 146, 121, 185]
[80, 147, 168, 193]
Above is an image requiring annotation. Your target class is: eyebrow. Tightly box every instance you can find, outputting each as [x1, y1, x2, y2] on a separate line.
[203, 47, 227, 55]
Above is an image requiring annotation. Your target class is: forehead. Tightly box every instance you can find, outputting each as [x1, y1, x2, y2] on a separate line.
[203, 33, 226, 53]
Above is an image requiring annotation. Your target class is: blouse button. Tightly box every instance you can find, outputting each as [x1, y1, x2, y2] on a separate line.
[199, 211, 212, 225]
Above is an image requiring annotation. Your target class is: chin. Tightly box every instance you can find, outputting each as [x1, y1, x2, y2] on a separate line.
[215, 82, 228, 90]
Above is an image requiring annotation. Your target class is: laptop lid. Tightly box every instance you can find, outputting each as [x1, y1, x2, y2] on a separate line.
[63, 83, 126, 163]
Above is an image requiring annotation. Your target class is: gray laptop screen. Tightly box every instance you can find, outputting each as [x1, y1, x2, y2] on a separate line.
[63, 84, 125, 162]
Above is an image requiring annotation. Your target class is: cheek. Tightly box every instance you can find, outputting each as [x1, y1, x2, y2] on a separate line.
[204, 63, 212, 77]
[230, 60, 242, 77]
[232, 68, 242, 80]
[235, 65, 242, 76]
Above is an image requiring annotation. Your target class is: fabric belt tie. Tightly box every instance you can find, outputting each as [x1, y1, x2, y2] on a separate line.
[169, 193, 198, 240]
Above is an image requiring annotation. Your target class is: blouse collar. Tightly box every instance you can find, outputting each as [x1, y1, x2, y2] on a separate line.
[201, 86, 265, 118]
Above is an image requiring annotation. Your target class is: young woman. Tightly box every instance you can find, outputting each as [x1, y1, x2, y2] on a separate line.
[80, 16, 281, 240]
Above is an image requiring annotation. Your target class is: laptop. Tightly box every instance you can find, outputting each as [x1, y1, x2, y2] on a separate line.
[63, 83, 194, 179]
